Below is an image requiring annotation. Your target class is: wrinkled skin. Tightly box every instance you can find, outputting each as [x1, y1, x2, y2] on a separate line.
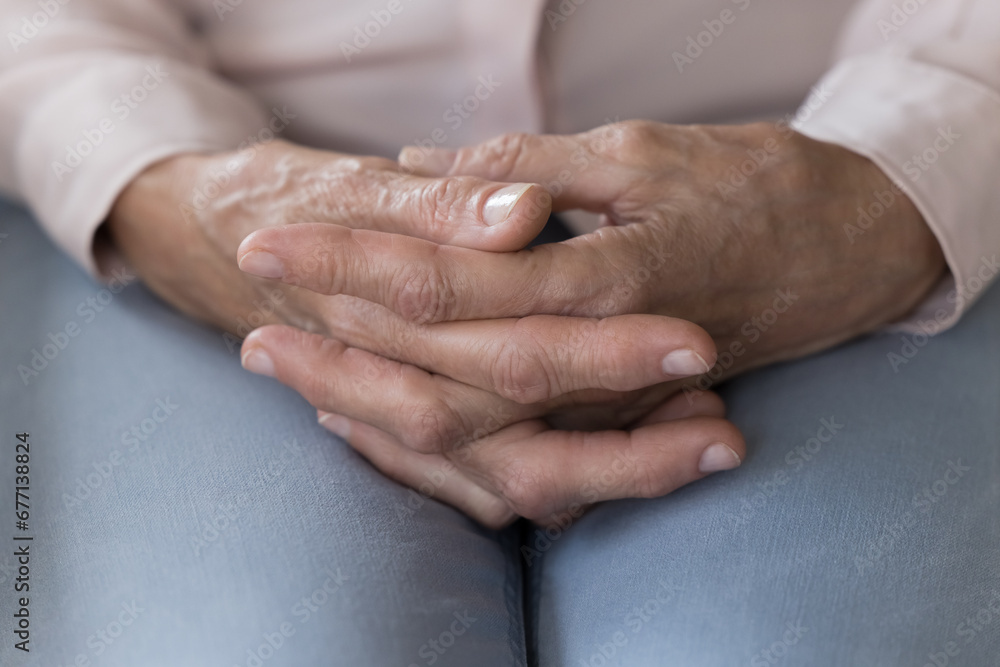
[108, 136, 742, 528]
[110, 120, 944, 527]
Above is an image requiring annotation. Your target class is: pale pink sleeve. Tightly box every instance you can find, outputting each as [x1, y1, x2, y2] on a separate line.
[791, 0, 1000, 334]
[0, 0, 268, 278]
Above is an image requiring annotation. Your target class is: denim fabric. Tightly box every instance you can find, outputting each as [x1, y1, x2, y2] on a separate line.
[531, 278, 1000, 666]
[2, 200, 998, 667]
[0, 202, 525, 667]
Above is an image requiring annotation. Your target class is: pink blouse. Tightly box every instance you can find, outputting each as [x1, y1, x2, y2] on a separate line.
[2, 0, 998, 333]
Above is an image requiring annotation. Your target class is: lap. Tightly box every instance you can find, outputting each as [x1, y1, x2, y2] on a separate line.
[7, 197, 999, 667]
[535, 277, 1000, 665]
[0, 204, 525, 667]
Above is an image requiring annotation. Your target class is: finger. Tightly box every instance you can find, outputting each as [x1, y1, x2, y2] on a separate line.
[240, 324, 535, 455]
[325, 388, 732, 528]
[284, 151, 554, 251]
[317, 410, 516, 529]
[238, 220, 668, 323]
[461, 416, 746, 524]
[361, 176, 552, 251]
[398, 125, 637, 211]
[633, 389, 726, 426]
[530, 390, 729, 526]
[318, 297, 715, 404]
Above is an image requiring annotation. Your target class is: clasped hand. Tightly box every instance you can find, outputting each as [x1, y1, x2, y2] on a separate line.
[110, 120, 944, 528]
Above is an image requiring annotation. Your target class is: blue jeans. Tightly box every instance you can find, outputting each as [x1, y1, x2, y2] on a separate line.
[2, 199, 998, 666]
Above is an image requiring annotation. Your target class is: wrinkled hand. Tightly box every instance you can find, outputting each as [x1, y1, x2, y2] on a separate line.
[239, 120, 946, 435]
[235, 120, 945, 526]
[108, 138, 743, 528]
[107, 139, 550, 336]
[404, 121, 947, 378]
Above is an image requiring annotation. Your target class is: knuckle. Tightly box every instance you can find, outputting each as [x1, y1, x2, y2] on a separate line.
[238, 141, 294, 190]
[476, 502, 518, 531]
[608, 120, 659, 161]
[391, 261, 454, 323]
[354, 155, 397, 173]
[286, 238, 340, 291]
[491, 338, 554, 404]
[633, 457, 678, 498]
[245, 138, 283, 170]
[410, 177, 474, 237]
[297, 375, 335, 411]
[295, 178, 338, 221]
[295, 338, 345, 408]
[593, 227, 663, 316]
[415, 180, 447, 227]
[490, 320, 561, 404]
[337, 170, 389, 214]
[468, 132, 532, 181]
[302, 165, 395, 226]
[590, 340, 632, 392]
[495, 458, 550, 519]
[326, 155, 394, 177]
[404, 400, 463, 455]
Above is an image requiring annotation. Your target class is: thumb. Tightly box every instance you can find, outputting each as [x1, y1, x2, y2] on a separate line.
[398, 125, 632, 212]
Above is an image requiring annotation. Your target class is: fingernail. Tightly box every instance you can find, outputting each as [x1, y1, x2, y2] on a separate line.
[241, 348, 275, 378]
[698, 443, 742, 474]
[662, 349, 712, 377]
[238, 250, 284, 279]
[318, 412, 351, 439]
[399, 146, 457, 175]
[483, 183, 533, 227]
